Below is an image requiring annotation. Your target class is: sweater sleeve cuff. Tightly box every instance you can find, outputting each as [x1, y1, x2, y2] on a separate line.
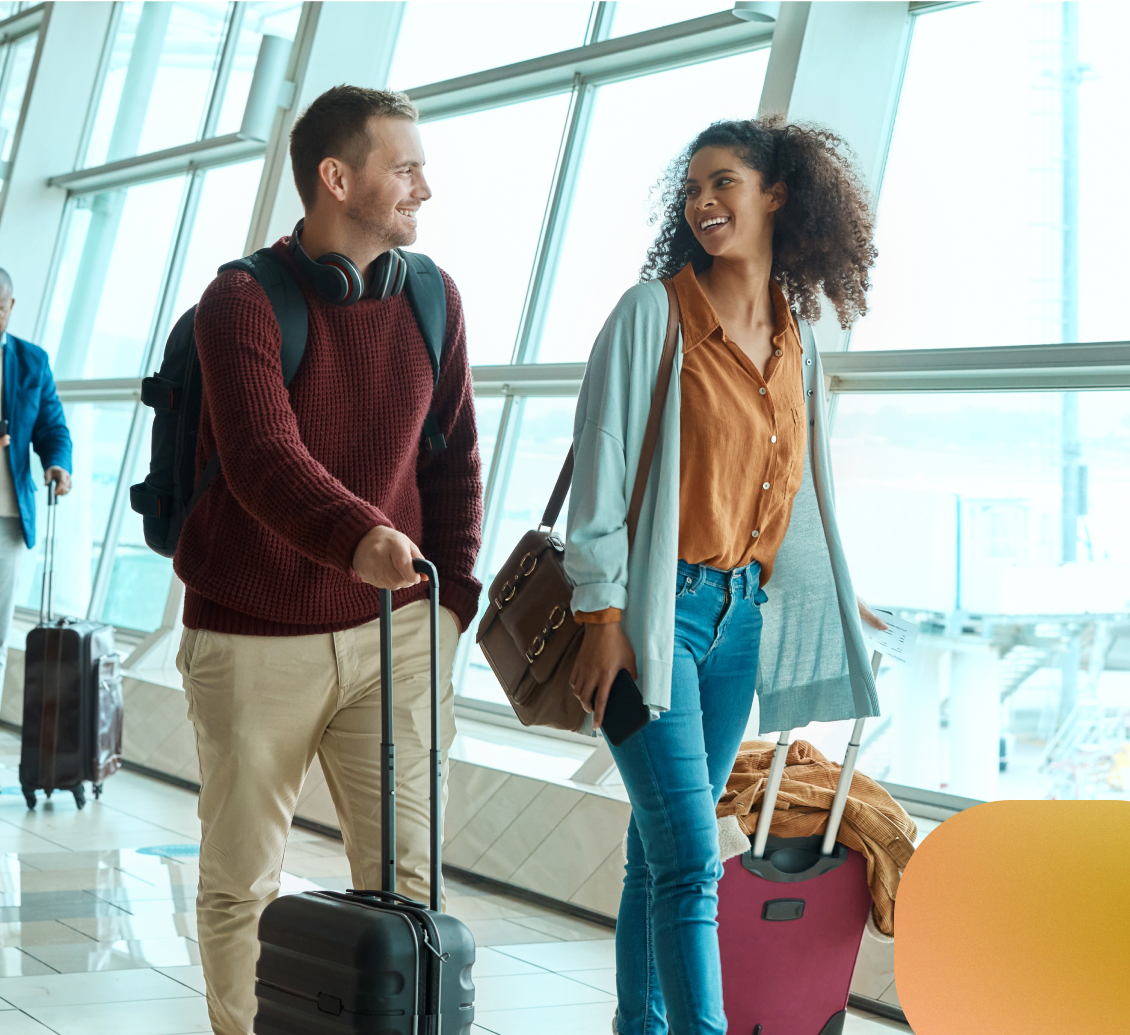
[326, 506, 387, 575]
[574, 607, 623, 625]
[439, 578, 481, 635]
[571, 582, 628, 615]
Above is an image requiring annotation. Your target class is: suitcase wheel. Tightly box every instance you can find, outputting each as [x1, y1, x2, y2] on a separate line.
[44, 789, 53, 799]
[93, 783, 103, 801]
[22, 786, 36, 810]
[73, 785, 86, 810]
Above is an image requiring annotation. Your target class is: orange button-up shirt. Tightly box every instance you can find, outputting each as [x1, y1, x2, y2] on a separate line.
[576, 264, 806, 625]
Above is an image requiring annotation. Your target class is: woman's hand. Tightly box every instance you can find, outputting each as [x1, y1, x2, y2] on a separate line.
[857, 595, 889, 631]
[570, 622, 638, 731]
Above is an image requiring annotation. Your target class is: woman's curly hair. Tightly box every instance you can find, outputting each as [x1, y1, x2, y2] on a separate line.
[641, 117, 877, 329]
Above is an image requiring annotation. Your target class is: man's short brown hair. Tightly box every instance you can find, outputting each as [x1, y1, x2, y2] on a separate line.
[289, 85, 419, 208]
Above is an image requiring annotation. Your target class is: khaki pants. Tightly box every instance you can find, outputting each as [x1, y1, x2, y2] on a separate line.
[177, 599, 460, 1035]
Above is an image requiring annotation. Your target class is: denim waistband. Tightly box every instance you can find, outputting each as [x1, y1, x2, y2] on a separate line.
[676, 558, 763, 598]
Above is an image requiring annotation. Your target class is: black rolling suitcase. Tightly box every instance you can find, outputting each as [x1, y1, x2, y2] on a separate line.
[20, 482, 123, 810]
[254, 558, 476, 1034]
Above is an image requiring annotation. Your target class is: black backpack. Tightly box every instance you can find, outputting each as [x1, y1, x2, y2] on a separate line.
[129, 247, 448, 559]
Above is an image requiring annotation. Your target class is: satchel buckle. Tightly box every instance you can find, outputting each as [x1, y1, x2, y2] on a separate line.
[525, 635, 546, 663]
[548, 605, 566, 630]
[495, 582, 516, 609]
[519, 552, 538, 576]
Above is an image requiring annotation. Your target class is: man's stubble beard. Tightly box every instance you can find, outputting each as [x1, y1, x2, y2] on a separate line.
[345, 181, 416, 251]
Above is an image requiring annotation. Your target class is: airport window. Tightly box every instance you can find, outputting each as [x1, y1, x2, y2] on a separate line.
[414, 94, 573, 366]
[41, 177, 189, 379]
[459, 396, 577, 707]
[28, 148, 267, 627]
[15, 402, 135, 620]
[830, 390, 1130, 802]
[211, 1, 303, 137]
[607, 1, 736, 39]
[797, 1, 1130, 806]
[0, 24, 36, 197]
[387, 1, 593, 90]
[850, 1, 1130, 352]
[101, 410, 175, 632]
[532, 47, 771, 363]
[83, 2, 232, 168]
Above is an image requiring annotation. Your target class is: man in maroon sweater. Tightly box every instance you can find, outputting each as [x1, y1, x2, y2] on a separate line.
[173, 86, 482, 1034]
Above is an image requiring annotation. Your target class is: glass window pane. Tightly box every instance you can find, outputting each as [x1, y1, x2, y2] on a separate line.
[534, 48, 771, 363]
[15, 403, 134, 621]
[0, 32, 38, 196]
[101, 409, 173, 632]
[41, 177, 187, 380]
[214, 2, 303, 137]
[415, 96, 570, 365]
[170, 159, 265, 319]
[388, 1, 591, 90]
[85, 1, 229, 167]
[609, 1, 734, 38]
[829, 390, 1130, 803]
[474, 396, 506, 490]
[851, 2, 1130, 351]
[458, 396, 575, 706]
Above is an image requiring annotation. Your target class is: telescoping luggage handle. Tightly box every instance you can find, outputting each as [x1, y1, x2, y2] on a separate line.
[750, 650, 883, 860]
[39, 481, 59, 625]
[378, 559, 443, 913]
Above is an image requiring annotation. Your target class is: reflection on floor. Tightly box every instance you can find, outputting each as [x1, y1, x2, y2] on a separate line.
[0, 729, 910, 1034]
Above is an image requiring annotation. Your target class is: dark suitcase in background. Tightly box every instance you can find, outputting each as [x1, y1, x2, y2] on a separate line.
[254, 559, 476, 1034]
[20, 483, 123, 810]
[716, 652, 885, 1035]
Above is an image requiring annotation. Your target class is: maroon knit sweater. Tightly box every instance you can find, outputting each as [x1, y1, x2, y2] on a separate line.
[174, 238, 483, 635]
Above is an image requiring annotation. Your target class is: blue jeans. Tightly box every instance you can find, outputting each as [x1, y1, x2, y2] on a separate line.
[609, 560, 768, 1035]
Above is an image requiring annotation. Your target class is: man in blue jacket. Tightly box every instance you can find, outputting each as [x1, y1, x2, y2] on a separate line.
[0, 267, 73, 692]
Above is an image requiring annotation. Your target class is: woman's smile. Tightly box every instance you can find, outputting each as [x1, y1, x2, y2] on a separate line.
[698, 214, 731, 236]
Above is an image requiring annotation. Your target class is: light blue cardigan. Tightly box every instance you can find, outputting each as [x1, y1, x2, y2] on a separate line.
[563, 280, 879, 734]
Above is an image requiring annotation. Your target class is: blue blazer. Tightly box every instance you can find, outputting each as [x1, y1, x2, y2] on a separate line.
[2, 334, 73, 547]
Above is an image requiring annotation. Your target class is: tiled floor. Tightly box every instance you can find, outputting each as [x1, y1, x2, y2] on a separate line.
[0, 728, 909, 1034]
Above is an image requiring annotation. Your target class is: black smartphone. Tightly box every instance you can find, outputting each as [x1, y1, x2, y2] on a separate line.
[0, 419, 7, 438]
[600, 668, 651, 747]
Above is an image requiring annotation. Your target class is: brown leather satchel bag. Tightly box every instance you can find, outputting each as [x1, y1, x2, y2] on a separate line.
[475, 282, 681, 732]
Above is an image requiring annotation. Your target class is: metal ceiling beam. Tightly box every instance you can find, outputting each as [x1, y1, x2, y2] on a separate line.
[407, 9, 774, 122]
[0, 3, 44, 46]
[47, 131, 267, 196]
[823, 341, 1130, 393]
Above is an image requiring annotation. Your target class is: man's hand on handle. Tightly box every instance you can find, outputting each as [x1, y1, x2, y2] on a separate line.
[353, 525, 427, 590]
[352, 526, 465, 632]
[45, 467, 72, 497]
[570, 622, 638, 731]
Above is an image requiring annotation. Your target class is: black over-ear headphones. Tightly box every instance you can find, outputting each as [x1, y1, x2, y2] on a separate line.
[288, 219, 408, 305]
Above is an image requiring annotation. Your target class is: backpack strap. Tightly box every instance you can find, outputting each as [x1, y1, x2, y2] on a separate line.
[220, 248, 309, 388]
[189, 250, 310, 510]
[401, 251, 448, 452]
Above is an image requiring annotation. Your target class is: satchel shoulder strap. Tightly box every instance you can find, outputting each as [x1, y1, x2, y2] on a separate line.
[540, 280, 681, 552]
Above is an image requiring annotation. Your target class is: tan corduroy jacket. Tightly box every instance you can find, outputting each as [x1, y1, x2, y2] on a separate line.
[716, 739, 917, 936]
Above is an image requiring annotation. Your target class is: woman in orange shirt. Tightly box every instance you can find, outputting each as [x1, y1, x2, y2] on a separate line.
[565, 117, 886, 1034]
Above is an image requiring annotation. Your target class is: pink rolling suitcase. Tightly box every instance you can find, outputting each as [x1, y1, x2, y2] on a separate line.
[717, 652, 883, 1035]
